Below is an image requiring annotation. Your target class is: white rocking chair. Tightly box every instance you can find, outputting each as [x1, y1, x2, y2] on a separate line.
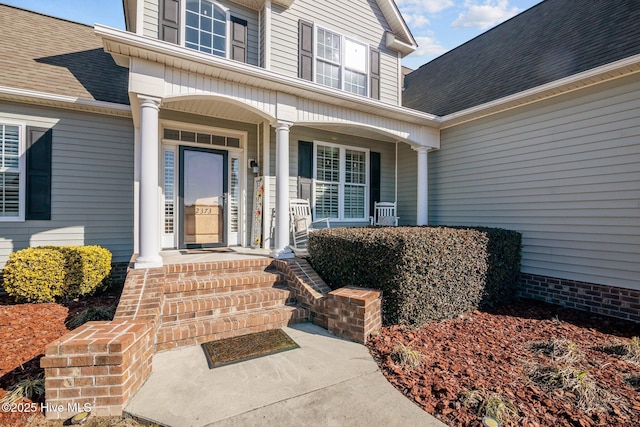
[370, 201, 399, 226]
[289, 198, 330, 248]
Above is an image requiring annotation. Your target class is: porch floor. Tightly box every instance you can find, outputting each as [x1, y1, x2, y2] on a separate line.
[160, 247, 308, 264]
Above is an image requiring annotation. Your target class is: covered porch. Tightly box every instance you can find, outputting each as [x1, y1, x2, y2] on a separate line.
[96, 25, 440, 269]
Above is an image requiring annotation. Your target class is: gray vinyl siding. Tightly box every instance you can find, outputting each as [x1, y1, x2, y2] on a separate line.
[270, 0, 400, 105]
[397, 142, 417, 225]
[0, 103, 134, 267]
[142, 0, 259, 66]
[143, 0, 159, 38]
[431, 74, 640, 290]
[159, 110, 258, 247]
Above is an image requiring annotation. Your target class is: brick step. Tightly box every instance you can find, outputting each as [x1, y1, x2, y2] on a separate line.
[163, 271, 285, 298]
[164, 258, 275, 279]
[161, 287, 295, 323]
[154, 306, 309, 352]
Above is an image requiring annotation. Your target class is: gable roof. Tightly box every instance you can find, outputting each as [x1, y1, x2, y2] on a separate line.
[403, 0, 640, 116]
[0, 4, 129, 106]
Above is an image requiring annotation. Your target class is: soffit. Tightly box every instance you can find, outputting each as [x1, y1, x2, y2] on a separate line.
[163, 98, 266, 124]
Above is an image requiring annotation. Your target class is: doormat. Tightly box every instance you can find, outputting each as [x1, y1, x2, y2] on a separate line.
[183, 248, 235, 254]
[202, 329, 299, 368]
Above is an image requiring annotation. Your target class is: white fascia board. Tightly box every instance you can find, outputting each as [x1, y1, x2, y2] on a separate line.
[94, 25, 438, 126]
[440, 53, 640, 128]
[0, 85, 132, 117]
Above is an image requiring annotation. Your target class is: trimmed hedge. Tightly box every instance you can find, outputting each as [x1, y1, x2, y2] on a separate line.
[308, 226, 521, 326]
[3, 246, 112, 303]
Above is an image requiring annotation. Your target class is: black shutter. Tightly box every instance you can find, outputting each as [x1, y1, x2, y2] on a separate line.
[160, 0, 180, 44]
[25, 127, 52, 220]
[369, 151, 381, 216]
[298, 141, 313, 179]
[370, 47, 380, 99]
[298, 20, 314, 81]
[231, 16, 248, 63]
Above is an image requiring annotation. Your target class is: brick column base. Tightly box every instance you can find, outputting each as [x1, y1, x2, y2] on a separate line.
[41, 320, 152, 419]
[327, 287, 382, 344]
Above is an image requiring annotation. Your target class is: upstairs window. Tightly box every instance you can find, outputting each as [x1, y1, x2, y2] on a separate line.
[315, 27, 368, 96]
[159, 0, 248, 62]
[299, 20, 380, 99]
[185, 0, 227, 57]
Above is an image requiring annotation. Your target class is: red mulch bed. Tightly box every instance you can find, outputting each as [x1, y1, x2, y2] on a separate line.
[0, 293, 118, 426]
[367, 300, 640, 427]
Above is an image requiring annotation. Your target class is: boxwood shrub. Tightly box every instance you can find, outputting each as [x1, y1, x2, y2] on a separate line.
[3, 245, 112, 303]
[308, 226, 521, 326]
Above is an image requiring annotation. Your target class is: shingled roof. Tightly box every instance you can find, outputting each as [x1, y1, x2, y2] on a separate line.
[403, 0, 640, 116]
[0, 4, 129, 105]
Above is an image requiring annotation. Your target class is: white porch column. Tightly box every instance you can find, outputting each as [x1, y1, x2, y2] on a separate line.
[270, 121, 294, 259]
[134, 95, 163, 269]
[415, 146, 429, 226]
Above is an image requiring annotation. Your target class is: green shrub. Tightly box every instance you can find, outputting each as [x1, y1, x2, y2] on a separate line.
[308, 226, 521, 326]
[3, 248, 66, 302]
[3, 245, 112, 303]
[53, 245, 112, 297]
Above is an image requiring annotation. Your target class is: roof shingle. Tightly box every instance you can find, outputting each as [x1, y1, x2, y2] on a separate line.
[403, 0, 640, 116]
[0, 4, 129, 105]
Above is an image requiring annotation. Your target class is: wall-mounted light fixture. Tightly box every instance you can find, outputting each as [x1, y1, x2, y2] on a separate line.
[248, 159, 260, 174]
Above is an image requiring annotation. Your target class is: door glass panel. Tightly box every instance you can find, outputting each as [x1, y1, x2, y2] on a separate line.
[183, 150, 225, 246]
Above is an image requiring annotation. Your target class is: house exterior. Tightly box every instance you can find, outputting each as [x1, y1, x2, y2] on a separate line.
[103, 0, 439, 269]
[404, 0, 640, 321]
[0, 0, 438, 275]
[0, 0, 638, 322]
[0, 5, 134, 281]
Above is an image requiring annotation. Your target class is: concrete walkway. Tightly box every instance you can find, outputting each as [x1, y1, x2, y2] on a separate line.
[125, 323, 447, 427]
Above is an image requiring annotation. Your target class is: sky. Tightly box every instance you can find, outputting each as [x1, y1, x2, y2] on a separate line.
[2, 0, 543, 69]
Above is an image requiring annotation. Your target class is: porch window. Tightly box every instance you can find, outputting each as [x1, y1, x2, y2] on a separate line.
[314, 143, 368, 221]
[315, 27, 368, 96]
[0, 124, 22, 219]
[185, 0, 227, 57]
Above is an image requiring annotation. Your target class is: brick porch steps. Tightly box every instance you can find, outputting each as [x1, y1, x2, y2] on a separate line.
[155, 305, 309, 351]
[162, 271, 286, 297]
[161, 286, 295, 322]
[154, 257, 308, 352]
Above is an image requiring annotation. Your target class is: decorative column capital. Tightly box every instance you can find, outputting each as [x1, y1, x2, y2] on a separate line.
[273, 120, 293, 131]
[137, 95, 161, 110]
[412, 145, 429, 154]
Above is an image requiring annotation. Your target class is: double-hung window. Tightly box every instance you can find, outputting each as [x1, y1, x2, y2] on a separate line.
[314, 142, 368, 221]
[315, 27, 368, 96]
[0, 123, 23, 220]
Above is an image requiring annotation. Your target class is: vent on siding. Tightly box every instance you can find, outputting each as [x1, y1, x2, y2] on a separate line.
[164, 129, 241, 148]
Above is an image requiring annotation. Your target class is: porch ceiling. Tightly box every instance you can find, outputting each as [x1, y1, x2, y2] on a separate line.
[302, 123, 399, 144]
[163, 98, 266, 124]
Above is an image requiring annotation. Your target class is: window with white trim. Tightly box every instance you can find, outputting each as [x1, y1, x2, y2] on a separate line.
[0, 123, 22, 219]
[314, 142, 368, 221]
[185, 0, 227, 57]
[315, 27, 368, 96]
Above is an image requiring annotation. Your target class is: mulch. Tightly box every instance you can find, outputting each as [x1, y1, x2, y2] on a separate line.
[0, 293, 118, 427]
[3, 290, 640, 426]
[367, 300, 640, 426]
